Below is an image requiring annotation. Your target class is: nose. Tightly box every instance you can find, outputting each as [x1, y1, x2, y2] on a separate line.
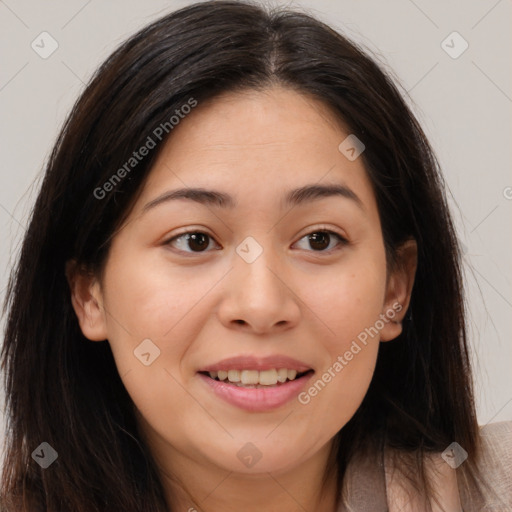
[216, 241, 301, 335]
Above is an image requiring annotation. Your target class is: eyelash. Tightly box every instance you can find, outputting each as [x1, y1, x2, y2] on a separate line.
[164, 227, 348, 256]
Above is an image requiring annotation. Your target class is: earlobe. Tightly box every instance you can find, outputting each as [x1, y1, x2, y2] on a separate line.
[380, 239, 417, 342]
[65, 260, 108, 342]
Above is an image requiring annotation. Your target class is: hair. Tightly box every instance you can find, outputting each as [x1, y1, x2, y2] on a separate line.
[0, 1, 497, 510]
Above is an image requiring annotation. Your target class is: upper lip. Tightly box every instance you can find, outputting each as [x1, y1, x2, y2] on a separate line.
[198, 355, 313, 373]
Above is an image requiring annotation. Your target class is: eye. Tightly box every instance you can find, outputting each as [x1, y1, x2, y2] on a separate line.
[165, 231, 220, 254]
[165, 228, 348, 255]
[294, 230, 348, 253]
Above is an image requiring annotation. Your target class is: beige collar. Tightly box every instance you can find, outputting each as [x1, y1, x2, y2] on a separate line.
[383, 445, 463, 512]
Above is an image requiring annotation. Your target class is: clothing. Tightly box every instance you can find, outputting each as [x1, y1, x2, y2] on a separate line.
[337, 421, 512, 511]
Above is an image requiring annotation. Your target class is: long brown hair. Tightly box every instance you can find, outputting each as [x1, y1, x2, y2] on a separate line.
[0, 1, 492, 510]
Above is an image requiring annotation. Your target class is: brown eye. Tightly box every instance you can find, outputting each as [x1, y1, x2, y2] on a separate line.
[295, 230, 347, 252]
[167, 231, 218, 253]
[308, 232, 330, 250]
[186, 233, 210, 252]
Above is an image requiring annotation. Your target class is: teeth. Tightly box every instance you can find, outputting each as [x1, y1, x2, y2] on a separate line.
[277, 368, 288, 383]
[240, 370, 259, 385]
[227, 370, 241, 382]
[258, 369, 278, 385]
[207, 368, 305, 385]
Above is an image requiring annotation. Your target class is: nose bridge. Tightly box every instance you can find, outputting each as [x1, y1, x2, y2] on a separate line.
[218, 232, 299, 332]
[234, 234, 282, 299]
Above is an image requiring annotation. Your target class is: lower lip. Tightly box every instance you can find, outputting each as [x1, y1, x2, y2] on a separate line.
[197, 372, 314, 412]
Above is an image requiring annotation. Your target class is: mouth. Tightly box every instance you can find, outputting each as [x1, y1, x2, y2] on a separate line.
[198, 368, 314, 388]
[196, 368, 315, 411]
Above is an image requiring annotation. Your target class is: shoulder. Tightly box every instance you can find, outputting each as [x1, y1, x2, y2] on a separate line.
[337, 423, 512, 512]
[477, 419, 512, 462]
[458, 420, 512, 510]
[383, 444, 462, 512]
[384, 421, 512, 512]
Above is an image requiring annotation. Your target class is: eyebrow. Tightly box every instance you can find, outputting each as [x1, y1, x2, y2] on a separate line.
[142, 183, 364, 213]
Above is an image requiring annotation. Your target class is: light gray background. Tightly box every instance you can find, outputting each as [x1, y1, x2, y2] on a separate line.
[1, 0, 511, 457]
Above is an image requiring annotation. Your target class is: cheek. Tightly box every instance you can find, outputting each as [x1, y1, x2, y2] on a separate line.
[99, 250, 220, 395]
[303, 256, 387, 351]
[103, 249, 212, 338]
[99, 255, 213, 439]
[294, 256, 386, 425]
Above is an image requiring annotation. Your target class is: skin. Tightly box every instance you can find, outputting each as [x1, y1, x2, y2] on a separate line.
[68, 85, 418, 511]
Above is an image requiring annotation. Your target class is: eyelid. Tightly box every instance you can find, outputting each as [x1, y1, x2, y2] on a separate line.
[297, 224, 348, 243]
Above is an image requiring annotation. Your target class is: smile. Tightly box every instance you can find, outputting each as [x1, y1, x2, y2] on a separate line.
[203, 368, 309, 386]
[197, 369, 315, 411]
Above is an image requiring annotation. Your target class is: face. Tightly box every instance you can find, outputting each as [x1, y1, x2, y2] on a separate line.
[70, 85, 415, 480]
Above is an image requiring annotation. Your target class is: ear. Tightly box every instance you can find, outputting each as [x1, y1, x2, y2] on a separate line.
[379, 239, 417, 342]
[65, 259, 108, 341]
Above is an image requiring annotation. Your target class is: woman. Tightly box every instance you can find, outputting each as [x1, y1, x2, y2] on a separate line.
[1, 1, 510, 510]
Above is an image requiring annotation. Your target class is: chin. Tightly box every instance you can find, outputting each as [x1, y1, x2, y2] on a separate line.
[201, 441, 308, 476]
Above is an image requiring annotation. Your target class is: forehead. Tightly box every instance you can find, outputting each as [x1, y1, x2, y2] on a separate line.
[134, 85, 376, 215]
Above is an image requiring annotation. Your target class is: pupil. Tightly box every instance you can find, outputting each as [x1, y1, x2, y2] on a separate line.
[188, 233, 208, 251]
[309, 232, 329, 250]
